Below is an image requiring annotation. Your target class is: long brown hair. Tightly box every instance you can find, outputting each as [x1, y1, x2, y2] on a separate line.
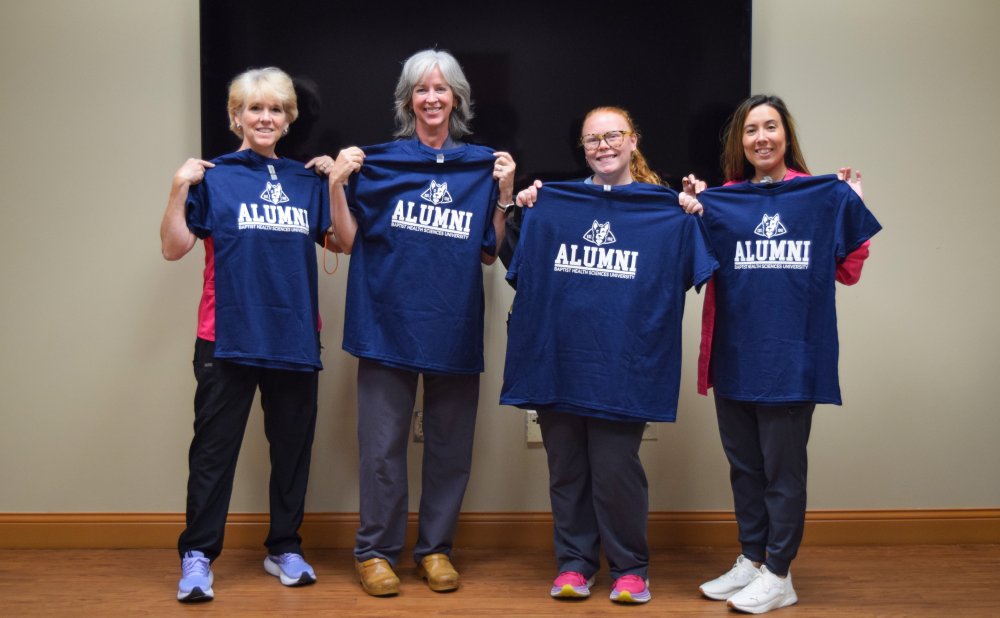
[583, 106, 664, 186]
[720, 94, 810, 182]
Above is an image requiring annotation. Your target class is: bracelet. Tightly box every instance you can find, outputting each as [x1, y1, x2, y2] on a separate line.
[495, 200, 515, 214]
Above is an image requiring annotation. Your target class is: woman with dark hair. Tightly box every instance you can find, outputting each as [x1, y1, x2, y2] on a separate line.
[683, 94, 869, 282]
[327, 48, 516, 597]
[506, 106, 717, 605]
[686, 94, 881, 614]
[719, 94, 810, 184]
[160, 67, 339, 603]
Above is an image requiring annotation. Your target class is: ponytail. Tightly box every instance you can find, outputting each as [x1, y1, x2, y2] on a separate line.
[629, 148, 664, 186]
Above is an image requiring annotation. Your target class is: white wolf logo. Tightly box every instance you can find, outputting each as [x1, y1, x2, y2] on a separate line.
[583, 220, 617, 246]
[420, 180, 453, 205]
[260, 182, 290, 205]
[754, 213, 787, 239]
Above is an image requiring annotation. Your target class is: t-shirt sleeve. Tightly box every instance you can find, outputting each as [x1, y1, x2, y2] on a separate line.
[499, 204, 523, 272]
[480, 181, 501, 255]
[695, 188, 727, 262]
[836, 240, 870, 285]
[185, 180, 211, 239]
[834, 185, 882, 259]
[315, 178, 332, 245]
[505, 204, 534, 290]
[691, 217, 720, 292]
[346, 172, 364, 231]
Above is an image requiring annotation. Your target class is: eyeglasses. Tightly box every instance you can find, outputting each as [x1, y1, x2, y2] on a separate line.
[580, 130, 634, 151]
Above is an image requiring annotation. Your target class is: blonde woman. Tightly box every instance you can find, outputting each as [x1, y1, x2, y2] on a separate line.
[161, 67, 338, 602]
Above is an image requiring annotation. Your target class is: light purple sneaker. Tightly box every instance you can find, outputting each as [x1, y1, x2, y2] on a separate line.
[264, 553, 317, 586]
[177, 550, 214, 602]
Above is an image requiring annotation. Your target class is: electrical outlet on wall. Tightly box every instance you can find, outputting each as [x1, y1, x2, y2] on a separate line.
[413, 409, 424, 442]
[525, 410, 542, 445]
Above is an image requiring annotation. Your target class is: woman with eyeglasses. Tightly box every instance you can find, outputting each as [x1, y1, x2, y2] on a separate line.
[682, 94, 881, 614]
[326, 48, 516, 597]
[505, 106, 717, 605]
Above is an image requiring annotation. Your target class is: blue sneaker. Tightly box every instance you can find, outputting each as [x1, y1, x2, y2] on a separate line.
[264, 553, 317, 586]
[177, 551, 214, 602]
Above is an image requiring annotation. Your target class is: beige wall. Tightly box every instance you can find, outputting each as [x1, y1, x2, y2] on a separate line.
[0, 0, 996, 514]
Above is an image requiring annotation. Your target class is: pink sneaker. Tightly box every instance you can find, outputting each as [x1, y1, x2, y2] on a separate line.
[610, 574, 651, 604]
[550, 571, 595, 598]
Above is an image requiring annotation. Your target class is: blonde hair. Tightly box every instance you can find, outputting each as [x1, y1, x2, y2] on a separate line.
[583, 106, 664, 186]
[227, 67, 298, 138]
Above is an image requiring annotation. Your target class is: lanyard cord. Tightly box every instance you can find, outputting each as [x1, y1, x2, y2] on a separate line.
[322, 231, 339, 275]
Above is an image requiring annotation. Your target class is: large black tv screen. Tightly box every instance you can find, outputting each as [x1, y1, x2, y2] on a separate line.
[200, 0, 750, 187]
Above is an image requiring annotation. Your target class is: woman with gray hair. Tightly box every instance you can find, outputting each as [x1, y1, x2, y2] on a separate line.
[392, 49, 476, 141]
[328, 48, 516, 597]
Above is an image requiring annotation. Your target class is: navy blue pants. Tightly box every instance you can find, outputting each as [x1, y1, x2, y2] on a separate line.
[714, 395, 815, 576]
[538, 410, 649, 580]
[354, 358, 479, 566]
[178, 338, 318, 561]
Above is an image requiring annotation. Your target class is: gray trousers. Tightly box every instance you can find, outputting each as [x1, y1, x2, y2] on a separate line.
[354, 357, 480, 566]
[538, 410, 649, 580]
[714, 395, 815, 576]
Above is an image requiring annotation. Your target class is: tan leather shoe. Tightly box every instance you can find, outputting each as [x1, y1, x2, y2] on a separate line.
[418, 553, 460, 592]
[356, 557, 400, 597]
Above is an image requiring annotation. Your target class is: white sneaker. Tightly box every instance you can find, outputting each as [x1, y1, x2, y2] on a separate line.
[727, 565, 797, 614]
[699, 555, 758, 600]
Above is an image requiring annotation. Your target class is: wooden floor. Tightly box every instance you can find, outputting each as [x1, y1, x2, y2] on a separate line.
[1, 545, 997, 616]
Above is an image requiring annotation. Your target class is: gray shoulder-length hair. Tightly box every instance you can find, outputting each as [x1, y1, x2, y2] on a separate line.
[393, 49, 474, 139]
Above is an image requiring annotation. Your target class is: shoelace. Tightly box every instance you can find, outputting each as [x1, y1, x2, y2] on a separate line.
[745, 571, 772, 596]
[723, 563, 743, 580]
[724, 556, 753, 580]
[182, 554, 210, 577]
[555, 571, 587, 586]
[615, 574, 645, 591]
[272, 552, 301, 564]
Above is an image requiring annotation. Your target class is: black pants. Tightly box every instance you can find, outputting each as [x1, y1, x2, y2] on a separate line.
[177, 338, 318, 561]
[714, 395, 815, 576]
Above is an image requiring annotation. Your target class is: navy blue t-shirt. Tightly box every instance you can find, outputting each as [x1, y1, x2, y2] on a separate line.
[699, 175, 882, 404]
[343, 139, 499, 373]
[501, 181, 718, 422]
[186, 149, 331, 371]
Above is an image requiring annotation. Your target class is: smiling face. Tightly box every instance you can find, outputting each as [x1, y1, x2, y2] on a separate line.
[410, 65, 454, 137]
[235, 95, 287, 158]
[742, 104, 787, 180]
[582, 110, 637, 185]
